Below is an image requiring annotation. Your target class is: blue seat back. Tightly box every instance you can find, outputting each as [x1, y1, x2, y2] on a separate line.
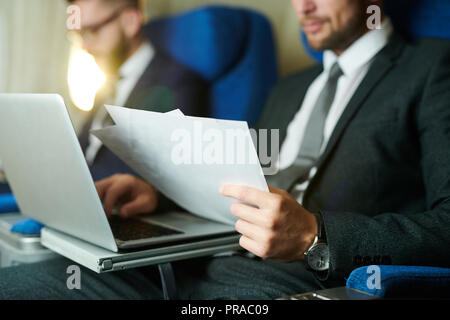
[301, 0, 450, 62]
[385, 0, 450, 40]
[143, 5, 278, 126]
[0, 193, 19, 214]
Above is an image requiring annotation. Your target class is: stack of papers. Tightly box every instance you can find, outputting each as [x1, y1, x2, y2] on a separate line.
[92, 106, 268, 225]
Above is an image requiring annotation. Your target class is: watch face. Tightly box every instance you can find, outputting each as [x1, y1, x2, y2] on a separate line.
[307, 243, 329, 271]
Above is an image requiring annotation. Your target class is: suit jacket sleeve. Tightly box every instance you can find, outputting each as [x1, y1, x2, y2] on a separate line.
[320, 47, 450, 282]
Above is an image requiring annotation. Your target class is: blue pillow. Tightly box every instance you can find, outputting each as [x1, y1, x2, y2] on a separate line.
[0, 193, 19, 213]
[346, 265, 450, 298]
[10, 219, 44, 236]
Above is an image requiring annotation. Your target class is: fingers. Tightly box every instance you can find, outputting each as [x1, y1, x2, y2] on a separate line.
[239, 235, 267, 258]
[120, 194, 157, 218]
[230, 202, 267, 227]
[96, 174, 159, 219]
[268, 185, 288, 196]
[235, 219, 266, 242]
[220, 185, 272, 208]
[102, 179, 132, 217]
[95, 177, 114, 201]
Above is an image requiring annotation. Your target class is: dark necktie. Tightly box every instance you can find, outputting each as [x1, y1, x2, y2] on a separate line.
[267, 62, 343, 191]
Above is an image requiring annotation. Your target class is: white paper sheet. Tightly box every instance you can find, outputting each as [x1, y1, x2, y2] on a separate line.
[92, 105, 268, 226]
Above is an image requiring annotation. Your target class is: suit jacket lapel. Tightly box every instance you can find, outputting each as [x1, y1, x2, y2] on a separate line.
[314, 32, 406, 173]
[125, 50, 186, 113]
[124, 54, 158, 109]
[277, 79, 316, 144]
[259, 66, 323, 143]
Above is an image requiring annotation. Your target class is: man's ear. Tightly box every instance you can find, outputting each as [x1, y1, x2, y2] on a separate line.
[120, 8, 143, 39]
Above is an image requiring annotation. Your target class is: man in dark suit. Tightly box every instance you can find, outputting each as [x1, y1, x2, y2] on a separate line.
[71, 0, 208, 180]
[0, 0, 449, 299]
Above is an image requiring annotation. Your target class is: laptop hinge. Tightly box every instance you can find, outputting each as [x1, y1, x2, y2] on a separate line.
[101, 259, 113, 272]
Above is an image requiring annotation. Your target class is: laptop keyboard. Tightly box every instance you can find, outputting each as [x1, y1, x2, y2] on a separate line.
[109, 216, 183, 241]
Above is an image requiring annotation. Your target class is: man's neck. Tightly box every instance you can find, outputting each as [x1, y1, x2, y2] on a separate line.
[124, 36, 145, 63]
[104, 36, 145, 77]
[333, 31, 367, 57]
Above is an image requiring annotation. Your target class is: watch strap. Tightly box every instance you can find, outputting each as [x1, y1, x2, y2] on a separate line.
[313, 212, 327, 243]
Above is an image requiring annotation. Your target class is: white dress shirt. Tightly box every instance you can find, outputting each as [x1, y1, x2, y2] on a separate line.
[278, 18, 393, 203]
[85, 41, 155, 165]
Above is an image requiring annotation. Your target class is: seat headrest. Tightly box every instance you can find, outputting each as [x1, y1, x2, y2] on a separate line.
[385, 0, 450, 40]
[143, 6, 249, 81]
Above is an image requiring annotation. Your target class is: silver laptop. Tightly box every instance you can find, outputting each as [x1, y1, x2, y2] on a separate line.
[0, 94, 240, 272]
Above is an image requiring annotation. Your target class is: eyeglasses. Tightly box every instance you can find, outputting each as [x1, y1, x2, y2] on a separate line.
[68, 5, 133, 41]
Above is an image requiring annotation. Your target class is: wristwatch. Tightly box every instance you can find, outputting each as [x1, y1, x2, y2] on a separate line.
[304, 212, 329, 272]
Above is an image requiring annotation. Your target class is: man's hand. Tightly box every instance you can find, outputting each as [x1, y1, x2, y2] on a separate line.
[95, 174, 158, 219]
[220, 185, 318, 262]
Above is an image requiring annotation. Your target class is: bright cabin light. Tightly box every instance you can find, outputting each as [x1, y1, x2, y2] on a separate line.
[68, 49, 106, 111]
